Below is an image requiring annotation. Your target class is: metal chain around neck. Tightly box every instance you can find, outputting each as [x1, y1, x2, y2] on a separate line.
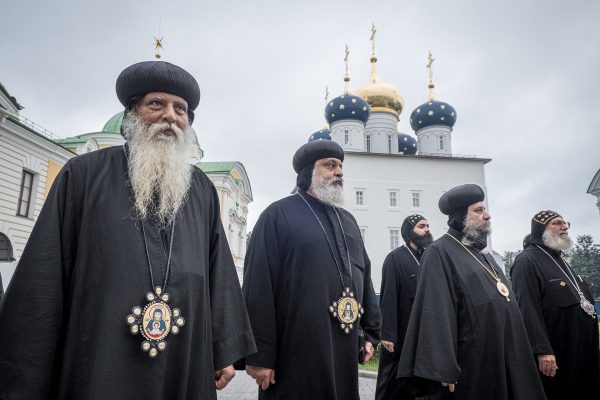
[296, 192, 352, 289]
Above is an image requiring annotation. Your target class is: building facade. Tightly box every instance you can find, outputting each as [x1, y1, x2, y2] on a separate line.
[198, 162, 253, 282]
[0, 83, 74, 288]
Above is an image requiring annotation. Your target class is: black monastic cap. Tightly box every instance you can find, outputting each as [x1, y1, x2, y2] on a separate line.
[292, 140, 344, 174]
[532, 210, 562, 226]
[438, 184, 485, 215]
[116, 61, 201, 111]
[530, 210, 562, 240]
[401, 214, 426, 244]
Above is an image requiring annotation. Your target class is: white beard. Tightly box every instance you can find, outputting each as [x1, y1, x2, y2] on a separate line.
[542, 230, 573, 251]
[310, 172, 344, 207]
[122, 112, 193, 229]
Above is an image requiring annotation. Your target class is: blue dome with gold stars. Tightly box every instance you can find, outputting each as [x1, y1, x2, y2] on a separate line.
[325, 94, 370, 125]
[398, 133, 417, 155]
[410, 100, 456, 131]
[308, 128, 332, 142]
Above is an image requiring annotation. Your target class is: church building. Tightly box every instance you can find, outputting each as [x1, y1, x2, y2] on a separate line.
[308, 37, 491, 290]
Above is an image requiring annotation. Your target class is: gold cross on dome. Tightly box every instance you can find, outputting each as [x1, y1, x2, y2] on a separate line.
[344, 44, 350, 77]
[370, 23, 377, 55]
[154, 36, 165, 59]
[426, 51, 435, 81]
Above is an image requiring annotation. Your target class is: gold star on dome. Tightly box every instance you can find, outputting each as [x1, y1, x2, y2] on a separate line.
[339, 104, 346, 110]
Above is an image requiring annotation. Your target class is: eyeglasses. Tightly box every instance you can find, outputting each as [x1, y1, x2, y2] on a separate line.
[549, 220, 570, 228]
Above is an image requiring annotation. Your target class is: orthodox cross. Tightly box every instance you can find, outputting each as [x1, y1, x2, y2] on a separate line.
[370, 23, 377, 55]
[426, 51, 435, 100]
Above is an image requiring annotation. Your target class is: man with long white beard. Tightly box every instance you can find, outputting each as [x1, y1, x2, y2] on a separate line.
[397, 184, 546, 400]
[242, 140, 381, 400]
[0, 61, 256, 400]
[511, 211, 599, 400]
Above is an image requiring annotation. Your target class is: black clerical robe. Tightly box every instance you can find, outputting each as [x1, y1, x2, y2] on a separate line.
[511, 239, 599, 400]
[397, 229, 546, 400]
[0, 146, 256, 399]
[243, 190, 381, 400]
[375, 245, 420, 400]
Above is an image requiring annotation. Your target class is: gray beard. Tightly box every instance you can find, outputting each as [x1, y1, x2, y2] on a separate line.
[542, 230, 573, 251]
[122, 112, 194, 229]
[461, 216, 491, 252]
[310, 172, 344, 207]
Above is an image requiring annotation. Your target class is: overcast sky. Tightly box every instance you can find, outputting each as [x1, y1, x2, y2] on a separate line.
[2, 0, 599, 253]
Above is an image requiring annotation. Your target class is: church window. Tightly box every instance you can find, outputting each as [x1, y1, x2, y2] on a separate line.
[389, 229, 400, 250]
[359, 227, 368, 247]
[388, 135, 392, 153]
[0, 233, 15, 262]
[366, 134, 371, 152]
[344, 130, 349, 144]
[17, 170, 34, 218]
[439, 136, 445, 150]
[355, 190, 364, 206]
[411, 191, 422, 208]
[389, 191, 398, 207]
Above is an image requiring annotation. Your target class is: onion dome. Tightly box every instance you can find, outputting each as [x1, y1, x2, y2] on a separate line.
[355, 54, 404, 115]
[410, 100, 456, 131]
[324, 94, 370, 125]
[308, 128, 332, 141]
[398, 133, 417, 155]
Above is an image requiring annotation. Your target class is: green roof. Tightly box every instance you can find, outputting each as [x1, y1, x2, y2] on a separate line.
[0, 82, 23, 111]
[103, 112, 124, 134]
[198, 162, 238, 173]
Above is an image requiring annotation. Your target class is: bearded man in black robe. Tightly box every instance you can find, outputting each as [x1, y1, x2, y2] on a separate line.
[511, 211, 599, 400]
[397, 184, 546, 400]
[242, 140, 381, 400]
[0, 61, 256, 399]
[375, 214, 434, 400]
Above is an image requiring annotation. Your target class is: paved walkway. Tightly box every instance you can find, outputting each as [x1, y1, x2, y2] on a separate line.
[217, 371, 376, 400]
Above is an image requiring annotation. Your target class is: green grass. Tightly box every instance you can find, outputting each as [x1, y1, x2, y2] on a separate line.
[358, 344, 380, 372]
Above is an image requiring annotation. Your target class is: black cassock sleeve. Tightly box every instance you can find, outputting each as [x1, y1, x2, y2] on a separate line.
[397, 245, 460, 390]
[379, 252, 400, 344]
[242, 206, 282, 369]
[510, 254, 554, 355]
[360, 246, 381, 347]
[0, 163, 79, 399]
[208, 184, 257, 370]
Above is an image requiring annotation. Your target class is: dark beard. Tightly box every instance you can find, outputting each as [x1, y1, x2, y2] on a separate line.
[410, 231, 434, 250]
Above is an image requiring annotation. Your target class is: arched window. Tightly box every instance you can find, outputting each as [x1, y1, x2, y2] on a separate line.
[0, 233, 15, 262]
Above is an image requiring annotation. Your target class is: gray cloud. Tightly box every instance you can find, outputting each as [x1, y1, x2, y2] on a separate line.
[2, 0, 599, 253]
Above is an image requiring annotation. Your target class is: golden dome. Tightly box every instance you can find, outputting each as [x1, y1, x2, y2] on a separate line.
[355, 55, 404, 115]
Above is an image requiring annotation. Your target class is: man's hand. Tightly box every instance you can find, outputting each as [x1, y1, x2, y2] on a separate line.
[215, 365, 235, 390]
[363, 341, 375, 363]
[381, 340, 395, 353]
[246, 365, 276, 390]
[442, 382, 455, 392]
[538, 354, 558, 377]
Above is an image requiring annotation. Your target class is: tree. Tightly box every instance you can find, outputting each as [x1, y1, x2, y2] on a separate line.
[568, 235, 600, 299]
[502, 250, 520, 282]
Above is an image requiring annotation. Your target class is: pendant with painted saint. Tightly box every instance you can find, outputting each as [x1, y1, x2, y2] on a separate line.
[125, 286, 186, 358]
[329, 287, 364, 334]
[496, 281, 510, 301]
[579, 295, 597, 318]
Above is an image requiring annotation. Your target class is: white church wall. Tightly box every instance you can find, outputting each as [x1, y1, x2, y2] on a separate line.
[341, 152, 488, 292]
